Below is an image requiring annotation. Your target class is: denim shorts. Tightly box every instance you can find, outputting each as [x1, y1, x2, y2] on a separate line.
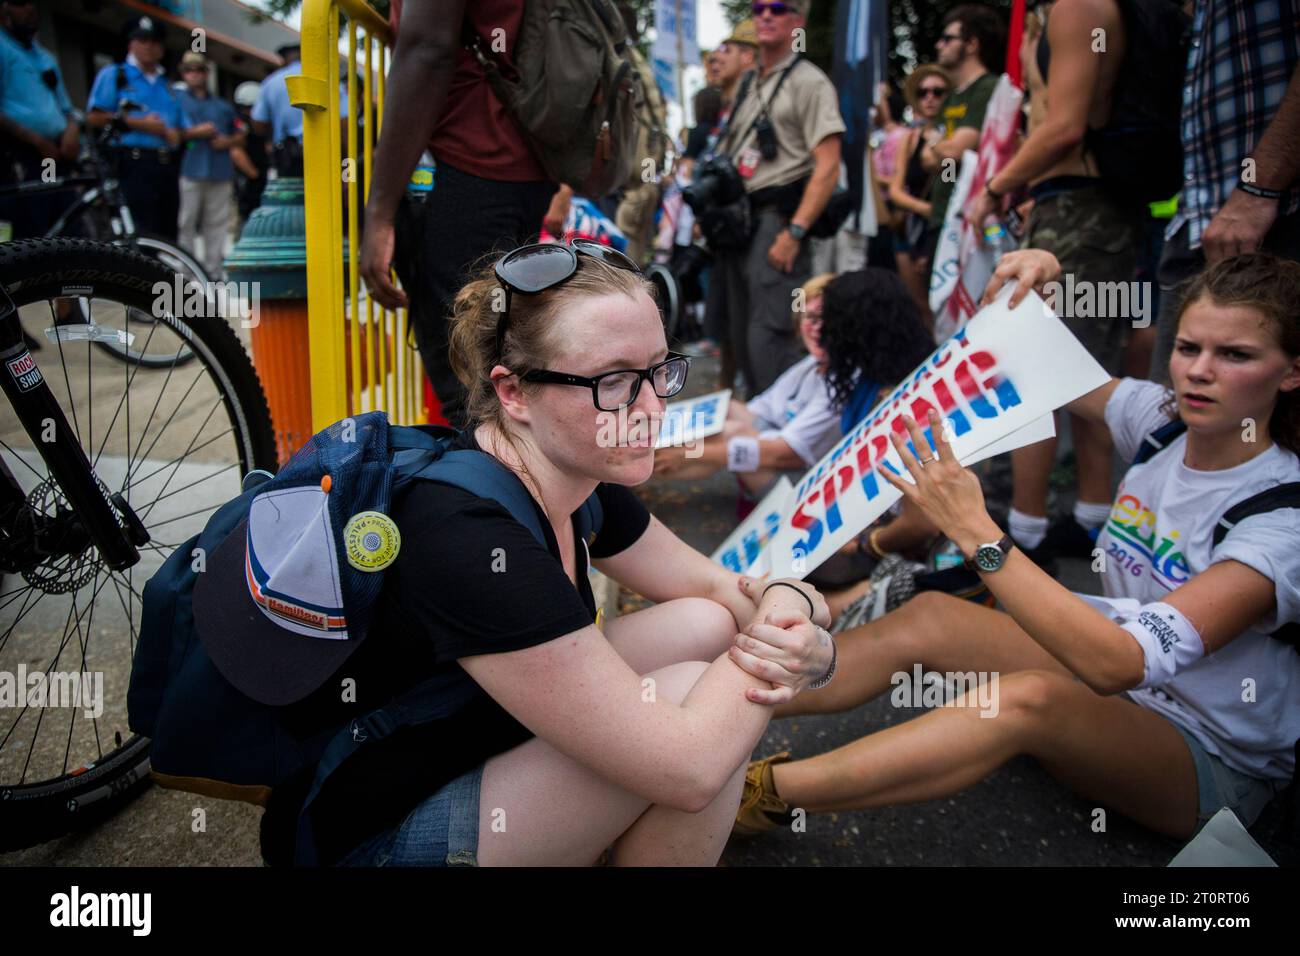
[335, 763, 484, 867]
[1121, 693, 1286, 832]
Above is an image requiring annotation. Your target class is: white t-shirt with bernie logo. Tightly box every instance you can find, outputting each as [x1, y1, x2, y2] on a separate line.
[745, 355, 840, 468]
[1084, 378, 1300, 780]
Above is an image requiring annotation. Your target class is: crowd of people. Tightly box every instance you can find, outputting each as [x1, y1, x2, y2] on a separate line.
[0, 6, 321, 272]
[337, 0, 1300, 867]
[9, 0, 1298, 867]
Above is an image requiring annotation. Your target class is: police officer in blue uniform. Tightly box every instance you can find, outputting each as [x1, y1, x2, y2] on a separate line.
[86, 15, 205, 241]
[0, 0, 79, 239]
[251, 43, 350, 178]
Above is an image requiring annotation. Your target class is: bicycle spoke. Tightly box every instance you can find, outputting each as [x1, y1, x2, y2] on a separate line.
[10, 596, 76, 785]
[129, 424, 235, 490]
[108, 570, 140, 662]
[4, 569, 117, 782]
[0, 580, 52, 657]
[133, 398, 224, 526]
[140, 460, 238, 509]
[50, 299, 82, 448]
[0, 437, 52, 486]
[127, 367, 208, 483]
[125, 332, 193, 481]
[138, 501, 227, 531]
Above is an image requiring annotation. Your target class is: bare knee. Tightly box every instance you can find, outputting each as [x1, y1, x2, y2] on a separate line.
[993, 669, 1071, 739]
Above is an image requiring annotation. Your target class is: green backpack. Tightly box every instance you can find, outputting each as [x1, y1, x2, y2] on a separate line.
[465, 0, 643, 198]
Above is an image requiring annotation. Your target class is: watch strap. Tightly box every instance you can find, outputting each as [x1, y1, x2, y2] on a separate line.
[963, 533, 1015, 571]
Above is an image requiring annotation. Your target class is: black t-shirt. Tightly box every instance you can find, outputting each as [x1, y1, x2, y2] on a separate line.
[684, 123, 711, 160]
[259, 429, 651, 865]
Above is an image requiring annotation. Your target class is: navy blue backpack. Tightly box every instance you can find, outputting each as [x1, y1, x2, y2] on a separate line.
[127, 413, 602, 864]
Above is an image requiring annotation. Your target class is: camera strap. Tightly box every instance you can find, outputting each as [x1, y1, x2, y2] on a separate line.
[725, 56, 802, 157]
[713, 71, 755, 156]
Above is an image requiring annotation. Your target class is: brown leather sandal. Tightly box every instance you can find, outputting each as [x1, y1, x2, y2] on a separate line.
[733, 751, 793, 836]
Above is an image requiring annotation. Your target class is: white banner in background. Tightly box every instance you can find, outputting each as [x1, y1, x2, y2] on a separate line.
[653, 0, 701, 66]
[929, 74, 1025, 341]
[655, 389, 730, 448]
[765, 288, 1109, 579]
[711, 477, 793, 577]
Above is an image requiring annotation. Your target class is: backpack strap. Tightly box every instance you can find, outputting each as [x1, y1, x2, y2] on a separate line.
[1130, 418, 1187, 468]
[1211, 482, 1300, 653]
[409, 448, 548, 545]
[294, 669, 481, 865]
[1211, 482, 1300, 549]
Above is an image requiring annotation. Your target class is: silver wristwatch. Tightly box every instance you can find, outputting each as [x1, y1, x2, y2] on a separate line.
[787, 222, 808, 241]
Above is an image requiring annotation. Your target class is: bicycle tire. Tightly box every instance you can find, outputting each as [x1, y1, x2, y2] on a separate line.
[0, 237, 276, 852]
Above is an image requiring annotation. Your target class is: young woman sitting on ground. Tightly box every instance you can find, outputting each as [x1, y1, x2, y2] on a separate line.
[733, 249, 1300, 844]
[323, 240, 836, 867]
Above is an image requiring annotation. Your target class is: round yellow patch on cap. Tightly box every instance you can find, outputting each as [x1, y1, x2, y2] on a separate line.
[343, 511, 401, 571]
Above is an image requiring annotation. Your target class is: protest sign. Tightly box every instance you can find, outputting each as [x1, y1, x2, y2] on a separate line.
[734, 416, 1053, 580]
[930, 75, 1024, 341]
[654, 389, 730, 448]
[968, 412, 1054, 464]
[765, 288, 1109, 579]
[711, 477, 793, 577]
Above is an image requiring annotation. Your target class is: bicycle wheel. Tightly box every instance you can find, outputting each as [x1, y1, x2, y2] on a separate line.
[0, 238, 276, 852]
[62, 199, 206, 370]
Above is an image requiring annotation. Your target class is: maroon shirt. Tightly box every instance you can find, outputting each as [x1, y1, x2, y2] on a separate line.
[390, 0, 548, 182]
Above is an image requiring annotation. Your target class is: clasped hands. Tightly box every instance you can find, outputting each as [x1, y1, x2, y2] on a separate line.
[726, 575, 833, 706]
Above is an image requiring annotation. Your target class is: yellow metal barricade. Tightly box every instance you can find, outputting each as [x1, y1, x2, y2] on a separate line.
[290, 0, 425, 430]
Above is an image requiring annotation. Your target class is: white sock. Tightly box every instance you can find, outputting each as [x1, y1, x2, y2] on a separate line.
[1073, 500, 1112, 530]
[1008, 508, 1049, 550]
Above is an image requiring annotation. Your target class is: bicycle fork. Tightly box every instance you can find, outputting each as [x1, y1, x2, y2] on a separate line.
[0, 283, 145, 572]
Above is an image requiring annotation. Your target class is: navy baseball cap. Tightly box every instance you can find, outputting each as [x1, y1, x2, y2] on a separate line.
[194, 413, 403, 705]
[123, 14, 166, 42]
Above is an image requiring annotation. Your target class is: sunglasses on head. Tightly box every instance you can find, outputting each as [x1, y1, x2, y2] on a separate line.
[493, 238, 639, 365]
[752, 2, 793, 17]
[493, 240, 690, 411]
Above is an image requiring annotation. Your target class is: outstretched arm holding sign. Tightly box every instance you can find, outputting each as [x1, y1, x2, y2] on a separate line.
[882, 397, 1284, 690]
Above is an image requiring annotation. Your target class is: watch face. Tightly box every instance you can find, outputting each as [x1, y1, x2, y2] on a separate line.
[974, 544, 1004, 572]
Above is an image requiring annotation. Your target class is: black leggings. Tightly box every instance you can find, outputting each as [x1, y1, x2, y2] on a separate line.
[394, 162, 555, 429]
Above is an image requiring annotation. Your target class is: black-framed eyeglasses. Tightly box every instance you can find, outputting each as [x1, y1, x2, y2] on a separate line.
[493, 238, 641, 365]
[937, 31, 965, 44]
[522, 352, 691, 411]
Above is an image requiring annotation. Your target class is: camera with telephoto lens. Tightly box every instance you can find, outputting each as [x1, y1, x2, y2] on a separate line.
[681, 154, 746, 216]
